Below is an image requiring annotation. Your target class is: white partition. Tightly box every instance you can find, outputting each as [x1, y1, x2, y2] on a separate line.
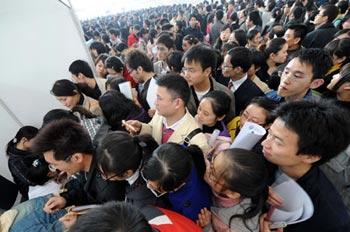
[0, 0, 93, 179]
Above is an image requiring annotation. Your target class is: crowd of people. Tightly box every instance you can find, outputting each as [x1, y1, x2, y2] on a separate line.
[2, 0, 350, 231]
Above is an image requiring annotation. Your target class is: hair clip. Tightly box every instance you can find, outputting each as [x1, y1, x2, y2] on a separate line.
[32, 159, 41, 168]
[13, 138, 17, 143]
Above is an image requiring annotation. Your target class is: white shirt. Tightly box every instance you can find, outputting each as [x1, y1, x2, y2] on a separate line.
[162, 111, 187, 130]
[229, 74, 248, 93]
[126, 169, 140, 186]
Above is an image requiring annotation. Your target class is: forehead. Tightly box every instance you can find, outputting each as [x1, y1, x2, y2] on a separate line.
[286, 58, 313, 77]
[271, 118, 299, 144]
[43, 150, 58, 163]
[285, 29, 295, 37]
[184, 59, 201, 68]
[199, 98, 214, 111]
[157, 86, 171, 97]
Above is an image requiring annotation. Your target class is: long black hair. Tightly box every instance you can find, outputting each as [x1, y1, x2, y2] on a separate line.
[6, 126, 38, 154]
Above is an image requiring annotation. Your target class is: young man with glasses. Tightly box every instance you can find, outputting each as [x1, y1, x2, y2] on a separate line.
[266, 48, 332, 103]
[222, 46, 264, 114]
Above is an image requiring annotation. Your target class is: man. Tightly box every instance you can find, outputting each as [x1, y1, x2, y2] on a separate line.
[246, 10, 262, 33]
[125, 49, 157, 119]
[109, 29, 121, 45]
[303, 4, 339, 48]
[210, 10, 225, 44]
[153, 34, 174, 75]
[182, 44, 236, 122]
[283, 24, 307, 62]
[262, 100, 350, 232]
[68, 60, 106, 100]
[125, 74, 209, 153]
[9, 119, 125, 231]
[184, 14, 204, 42]
[266, 48, 332, 103]
[222, 46, 264, 114]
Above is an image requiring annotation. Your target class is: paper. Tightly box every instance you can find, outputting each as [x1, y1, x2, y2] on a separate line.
[208, 129, 220, 147]
[269, 173, 314, 225]
[118, 81, 133, 100]
[230, 122, 266, 149]
[146, 77, 157, 109]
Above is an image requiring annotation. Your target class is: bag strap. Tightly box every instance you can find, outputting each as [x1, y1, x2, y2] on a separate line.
[183, 128, 202, 147]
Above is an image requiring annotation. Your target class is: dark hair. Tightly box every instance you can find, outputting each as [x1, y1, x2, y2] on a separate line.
[330, 63, 350, 91]
[248, 11, 262, 27]
[325, 38, 350, 65]
[109, 29, 120, 37]
[114, 43, 128, 53]
[271, 7, 283, 23]
[263, 37, 287, 59]
[105, 56, 124, 73]
[338, 1, 349, 14]
[97, 131, 158, 177]
[183, 45, 217, 72]
[183, 34, 199, 45]
[247, 29, 260, 41]
[334, 29, 350, 39]
[287, 24, 307, 45]
[227, 47, 252, 73]
[250, 49, 266, 69]
[202, 90, 231, 118]
[246, 97, 278, 124]
[105, 77, 127, 91]
[320, 4, 339, 23]
[69, 201, 153, 232]
[275, 100, 350, 165]
[90, 41, 108, 55]
[6, 126, 38, 154]
[69, 60, 94, 78]
[156, 34, 174, 50]
[291, 6, 305, 21]
[27, 158, 51, 185]
[156, 73, 190, 105]
[142, 143, 204, 191]
[233, 29, 247, 46]
[219, 148, 268, 232]
[51, 79, 79, 97]
[99, 91, 142, 130]
[95, 54, 109, 66]
[31, 119, 94, 160]
[125, 50, 154, 72]
[296, 48, 332, 80]
[42, 109, 80, 127]
[102, 34, 110, 44]
[216, 9, 224, 21]
[166, 51, 184, 73]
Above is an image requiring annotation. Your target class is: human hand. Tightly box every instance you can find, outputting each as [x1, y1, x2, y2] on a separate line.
[259, 213, 284, 232]
[122, 120, 142, 135]
[59, 212, 78, 230]
[267, 187, 283, 207]
[196, 208, 212, 228]
[43, 196, 67, 213]
[148, 109, 156, 118]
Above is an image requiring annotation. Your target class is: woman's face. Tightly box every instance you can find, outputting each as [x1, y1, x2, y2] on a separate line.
[229, 32, 238, 44]
[56, 95, 80, 109]
[95, 60, 107, 77]
[182, 40, 191, 51]
[251, 33, 262, 47]
[220, 28, 231, 42]
[327, 73, 350, 97]
[196, 98, 219, 127]
[239, 104, 268, 129]
[272, 43, 288, 64]
[343, 18, 350, 29]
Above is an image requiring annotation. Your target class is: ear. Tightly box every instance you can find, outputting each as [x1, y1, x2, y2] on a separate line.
[123, 170, 134, 178]
[310, 78, 324, 89]
[204, 67, 212, 77]
[293, 37, 301, 45]
[71, 153, 84, 163]
[136, 66, 143, 74]
[77, 73, 85, 79]
[299, 154, 321, 164]
[225, 190, 241, 200]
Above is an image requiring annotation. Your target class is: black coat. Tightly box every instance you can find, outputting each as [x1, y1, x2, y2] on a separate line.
[234, 78, 264, 114]
[302, 22, 338, 48]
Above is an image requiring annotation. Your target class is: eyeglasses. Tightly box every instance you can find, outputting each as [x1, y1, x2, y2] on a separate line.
[48, 154, 73, 172]
[97, 168, 121, 181]
[207, 155, 228, 192]
[221, 64, 234, 70]
[240, 110, 266, 126]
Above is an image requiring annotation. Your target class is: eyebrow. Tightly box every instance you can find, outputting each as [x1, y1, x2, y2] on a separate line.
[285, 67, 305, 75]
[268, 129, 284, 144]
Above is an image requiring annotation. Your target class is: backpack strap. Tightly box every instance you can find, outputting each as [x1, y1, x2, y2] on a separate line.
[183, 128, 202, 147]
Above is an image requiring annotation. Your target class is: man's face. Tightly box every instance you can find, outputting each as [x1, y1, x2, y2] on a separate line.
[283, 29, 298, 49]
[183, 60, 210, 88]
[189, 17, 198, 28]
[313, 8, 327, 26]
[155, 86, 178, 117]
[262, 118, 302, 167]
[277, 58, 313, 99]
[43, 151, 81, 175]
[222, 54, 236, 78]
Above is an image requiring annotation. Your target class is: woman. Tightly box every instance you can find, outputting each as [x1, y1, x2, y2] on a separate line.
[95, 54, 109, 79]
[246, 29, 262, 50]
[229, 29, 247, 47]
[182, 34, 199, 52]
[227, 97, 277, 140]
[6, 126, 39, 200]
[105, 56, 124, 80]
[214, 24, 232, 51]
[198, 148, 268, 232]
[256, 38, 288, 85]
[51, 79, 102, 116]
[142, 143, 212, 221]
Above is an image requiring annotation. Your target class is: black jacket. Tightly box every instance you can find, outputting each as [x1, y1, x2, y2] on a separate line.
[234, 78, 264, 114]
[302, 22, 338, 48]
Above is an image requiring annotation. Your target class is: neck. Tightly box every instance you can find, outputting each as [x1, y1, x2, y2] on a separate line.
[315, 22, 327, 29]
[165, 108, 186, 126]
[82, 155, 93, 172]
[288, 44, 300, 51]
[16, 142, 26, 151]
[280, 163, 312, 180]
[267, 58, 276, 71]
[194, 78, 211, 92]
[285, 89, 309, 102]
[230, 73, 245, 81]
[85, 78, 97, 89]
[142, 72, 155, 82]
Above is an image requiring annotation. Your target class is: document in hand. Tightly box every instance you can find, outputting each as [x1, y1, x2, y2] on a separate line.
[119, 81, 133, 100]
[230, 122, 266, 150]
[269, 173, 314, 226]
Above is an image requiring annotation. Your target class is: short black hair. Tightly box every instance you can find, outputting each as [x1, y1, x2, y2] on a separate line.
[182, 44, 217, 72]
[320, 4, 339, 23]
[69, 60, 94, 78]
[247, 29, 260, 41]
[109, 29, 120, 36]
[90, 41, 108, 55]
[233, 29, 247, 46]
[324, 38, 350, 65]
[248, 11, 262, 26]
[166, 51, 184, 73]
[156, 73, 190, 105]
[105, 56, 124, 73]
[125, 50, 154, 72]
[227, 46, 252, 73]
[156, 34, 174, 49]
[215, 9, 224, 21]
[69, 201, 153, 232]
[31, 119, 94, 160]
[42, 109, 79, 127]
[275, 100, 350, 165]
[296, 48, 332, 80]
[287, 24, 308, 45]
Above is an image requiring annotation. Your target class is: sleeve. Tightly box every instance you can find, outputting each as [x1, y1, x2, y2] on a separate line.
[8, 157, 36, 186]
[60, 173, 89, 206]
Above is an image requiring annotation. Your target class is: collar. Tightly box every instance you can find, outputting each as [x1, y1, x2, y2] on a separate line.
[162, 111, 187, 130]
[229, 74, 247, 92]
[126, 169, 140, 186]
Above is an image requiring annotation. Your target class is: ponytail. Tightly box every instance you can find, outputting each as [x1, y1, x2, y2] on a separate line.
[6, 126, 38, 155]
